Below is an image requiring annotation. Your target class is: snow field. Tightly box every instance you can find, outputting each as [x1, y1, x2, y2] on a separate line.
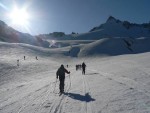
[0, 42, 150, 113]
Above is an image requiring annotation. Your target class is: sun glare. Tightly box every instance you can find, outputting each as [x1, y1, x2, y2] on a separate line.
[9, 7, 29, 26]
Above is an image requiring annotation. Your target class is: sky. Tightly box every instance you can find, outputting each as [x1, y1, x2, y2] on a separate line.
[0, 0, 150, 35]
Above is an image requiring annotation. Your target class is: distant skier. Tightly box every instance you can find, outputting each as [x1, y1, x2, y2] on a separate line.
[24, 56, 25, 60]
[36, 56, 38, 60]
[56, 64, 70, 93]
[76, 65, 78, 71]
[17, 59, 19, 66]
[82, 62, 86, 75]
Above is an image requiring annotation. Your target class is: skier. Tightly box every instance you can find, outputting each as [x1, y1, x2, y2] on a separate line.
[36, 56, 38, 60]
[82, 62, 86, 75]
[56, 64, 70, 93]
[76, 65, 78, 71]
[17, 59, 19, 66]
[24, 56, 25, 60]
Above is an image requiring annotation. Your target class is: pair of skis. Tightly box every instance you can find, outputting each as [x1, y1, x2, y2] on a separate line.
[53, 74, 71, 96]
[54, 91, 64, 96]
[53, 78, 64, 96]
[59, 92, 64, 96]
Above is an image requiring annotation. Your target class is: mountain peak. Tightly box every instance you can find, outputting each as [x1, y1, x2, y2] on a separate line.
[106, 16, 121, 23]
[107, 16, 116, 22]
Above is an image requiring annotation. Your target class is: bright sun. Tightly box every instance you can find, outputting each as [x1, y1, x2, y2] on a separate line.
[9, 7, 29, 26]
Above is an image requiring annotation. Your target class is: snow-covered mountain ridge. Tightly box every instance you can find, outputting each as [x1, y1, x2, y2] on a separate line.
[0, 20, 49, 48]
[90, 16, 150, 32]
[88, 16, 150, 38]
[1, 16, 150, 46]
[41, 16, 150, 40]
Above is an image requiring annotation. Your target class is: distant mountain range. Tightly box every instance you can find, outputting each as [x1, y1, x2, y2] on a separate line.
[90, 16, 150, 32]
[39, 16, 150, 41]
[89, 16, 150, 38]
[0, 16, 150, 48]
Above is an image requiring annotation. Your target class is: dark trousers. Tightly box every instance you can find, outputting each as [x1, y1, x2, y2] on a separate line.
[59, 78, 65, 92]
[82, 68, 85, 75]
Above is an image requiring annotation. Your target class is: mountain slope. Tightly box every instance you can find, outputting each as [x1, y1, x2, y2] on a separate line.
[66, 37, 150, 57]
[42, 16, 150, 40]
[89, 16, 150, 38]
[0, 20, 49, 48]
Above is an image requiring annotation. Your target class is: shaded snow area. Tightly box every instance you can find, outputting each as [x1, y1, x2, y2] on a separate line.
[0, 42, 150, 113]
[46, 37, 150, 57]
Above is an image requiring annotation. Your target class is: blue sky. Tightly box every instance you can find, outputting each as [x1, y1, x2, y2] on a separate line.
[0, 0, 150, 35]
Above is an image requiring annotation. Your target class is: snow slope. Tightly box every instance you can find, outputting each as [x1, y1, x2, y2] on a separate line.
[0, 42, 150, 113]
[78, 37, 150, 57]
[64, 37, 150, 57]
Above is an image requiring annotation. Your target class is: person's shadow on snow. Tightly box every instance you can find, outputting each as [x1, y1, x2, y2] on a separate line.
[64, 92, 95, 102]
[85, 72, 99, 75]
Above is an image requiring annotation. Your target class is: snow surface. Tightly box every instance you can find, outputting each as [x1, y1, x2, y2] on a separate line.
[0, 41, 150, 113]
[78, 37, 150, 57]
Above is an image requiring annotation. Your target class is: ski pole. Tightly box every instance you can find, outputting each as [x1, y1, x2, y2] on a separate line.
[53, 78, 57, 93]
[68, 73, 71, 90]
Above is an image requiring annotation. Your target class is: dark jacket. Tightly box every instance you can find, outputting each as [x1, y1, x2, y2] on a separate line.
[82, 62, 86, 69]
[56, 66, 70, 79]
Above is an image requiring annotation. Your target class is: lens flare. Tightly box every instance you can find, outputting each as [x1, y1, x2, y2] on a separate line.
[9, 6, 29, 26]
[0, 2, 8, 10]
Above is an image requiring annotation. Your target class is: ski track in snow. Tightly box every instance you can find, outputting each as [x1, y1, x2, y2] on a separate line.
[47, 69, 74, 113]
[88, 68, 150, 112]
[1, 66, 150, 113]
[41, 68, 95, 113]
[1, 52, 150, 113]
[17, 83, 54, 113]
[90, 68, 150, 98]
[81, 72, 94, 113]
[0, 67, 56, 113]
[1, 67, 77, 113]
[31, 81, 57, 113]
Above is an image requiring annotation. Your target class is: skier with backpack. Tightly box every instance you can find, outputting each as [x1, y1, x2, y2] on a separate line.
[56, 64, 70, 93]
